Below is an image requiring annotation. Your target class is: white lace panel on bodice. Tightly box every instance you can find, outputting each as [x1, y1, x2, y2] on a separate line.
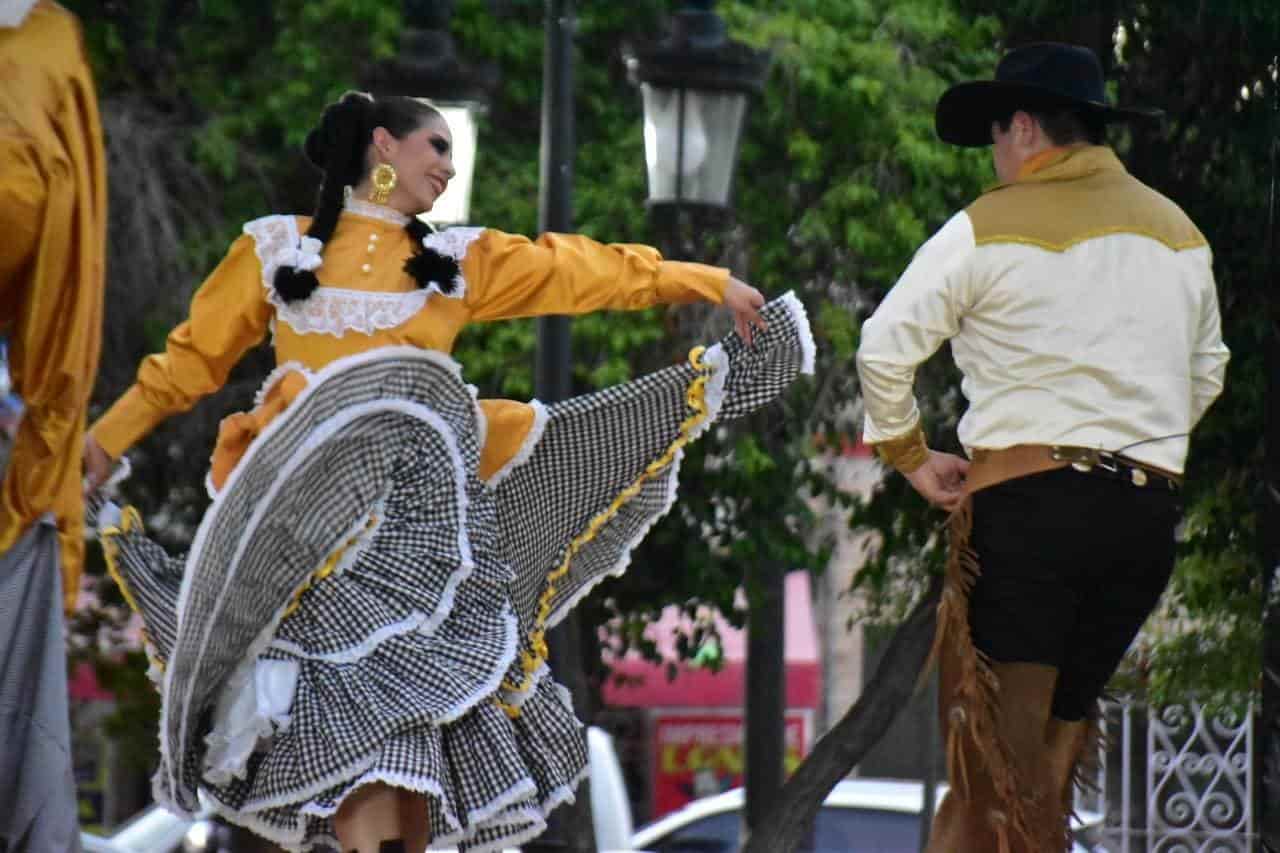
[243, 216, 487, 338]
[243, 215, 426, 338]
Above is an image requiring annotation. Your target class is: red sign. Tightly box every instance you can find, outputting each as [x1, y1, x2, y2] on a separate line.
[651, 710, 810, 818]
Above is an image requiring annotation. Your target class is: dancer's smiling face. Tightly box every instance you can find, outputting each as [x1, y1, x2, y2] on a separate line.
[368, 114, 456, 216]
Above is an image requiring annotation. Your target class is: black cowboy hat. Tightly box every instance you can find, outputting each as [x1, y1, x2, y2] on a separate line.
[935, 42, 1162, 147]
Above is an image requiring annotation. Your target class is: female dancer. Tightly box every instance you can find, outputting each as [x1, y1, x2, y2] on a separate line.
[84, 91, 813, 852]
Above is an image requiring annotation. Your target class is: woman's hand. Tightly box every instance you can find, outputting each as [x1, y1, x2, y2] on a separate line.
[724, 277, 767, 345]
[82, 433, 114, 496]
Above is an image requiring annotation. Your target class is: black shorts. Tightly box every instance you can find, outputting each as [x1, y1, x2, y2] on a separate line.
[967, 467, 1181, 721]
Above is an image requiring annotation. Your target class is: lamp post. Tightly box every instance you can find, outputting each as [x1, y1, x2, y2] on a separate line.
[525, 2, 596, 851]
[627, 1, 776, 842]
[624, 0, 768, 259]
[361, 0, 498, 225]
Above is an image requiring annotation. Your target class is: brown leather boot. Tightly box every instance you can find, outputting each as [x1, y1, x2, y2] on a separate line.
[929, 660, 1064, 852]
[1045, 715, 1095, 848]
[992, 662, 1064, 852]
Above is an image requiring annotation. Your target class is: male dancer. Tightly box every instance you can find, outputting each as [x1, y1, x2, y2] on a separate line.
[856, 43, 1228, 851]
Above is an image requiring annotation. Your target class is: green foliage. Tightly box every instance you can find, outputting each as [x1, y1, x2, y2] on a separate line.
[599, 0, 999, 662]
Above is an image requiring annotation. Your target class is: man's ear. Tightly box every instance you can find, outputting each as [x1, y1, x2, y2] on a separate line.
[1011, 110, 1038, 144]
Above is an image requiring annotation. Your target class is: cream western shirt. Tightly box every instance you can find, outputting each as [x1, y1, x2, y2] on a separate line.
[856, 146, 1228, 475]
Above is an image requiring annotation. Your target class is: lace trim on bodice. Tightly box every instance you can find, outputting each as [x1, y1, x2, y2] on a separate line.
[244, 215, 431, 338]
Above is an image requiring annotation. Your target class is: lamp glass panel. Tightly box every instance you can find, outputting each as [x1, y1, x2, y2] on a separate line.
[422, 102, 478, 225]
[641, 83, 746, 206]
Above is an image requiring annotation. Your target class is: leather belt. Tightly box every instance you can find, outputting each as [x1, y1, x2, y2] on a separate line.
[967, 445, 1182, 495]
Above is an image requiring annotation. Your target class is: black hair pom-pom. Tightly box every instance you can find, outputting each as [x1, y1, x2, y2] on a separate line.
[404, 248, 460, 296]
[274, 265, 321, 303]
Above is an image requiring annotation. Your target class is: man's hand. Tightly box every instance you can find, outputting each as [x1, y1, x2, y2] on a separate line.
[82, 433, 113, 496]
[723, 277, 767, 345]
[903, 450, 970, 512]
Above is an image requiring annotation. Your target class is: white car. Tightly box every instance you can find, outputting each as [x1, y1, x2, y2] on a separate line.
[82, 742, 1102, 853]
[623, 778, 1103, 853]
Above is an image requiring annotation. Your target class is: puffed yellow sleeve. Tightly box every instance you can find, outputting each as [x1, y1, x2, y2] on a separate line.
[462, 229, 727, 322]
[90, 233, 273, 458]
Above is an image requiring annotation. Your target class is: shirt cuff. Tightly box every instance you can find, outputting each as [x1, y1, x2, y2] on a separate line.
[870, 423, 930, 473]
[655, 261, 728, 305]
[89, 385, 168, 460]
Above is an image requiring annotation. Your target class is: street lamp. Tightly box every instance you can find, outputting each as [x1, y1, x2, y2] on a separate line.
[362, 0, 498, 225]
[426, 100, 479, 224]
[624, 0, 769, 216]
[628, 4, 780, 838]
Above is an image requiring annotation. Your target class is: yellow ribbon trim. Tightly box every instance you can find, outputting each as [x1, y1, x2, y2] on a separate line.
[496, 346, 716, 719]
[100, 506, 165, 674]
[282, 514, 380, 620]
[973, 226, 1207, 253]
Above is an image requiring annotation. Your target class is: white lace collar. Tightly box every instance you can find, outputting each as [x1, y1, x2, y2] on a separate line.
[342, 198, 412, 227]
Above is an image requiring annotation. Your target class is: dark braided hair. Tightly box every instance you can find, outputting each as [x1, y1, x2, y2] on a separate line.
[274, 92, 461, 303]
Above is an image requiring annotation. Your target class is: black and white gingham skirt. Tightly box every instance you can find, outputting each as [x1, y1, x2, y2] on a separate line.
[102, 293, 814, 852]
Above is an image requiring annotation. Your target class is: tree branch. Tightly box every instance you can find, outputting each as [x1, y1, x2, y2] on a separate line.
[740, 574, 942, 853]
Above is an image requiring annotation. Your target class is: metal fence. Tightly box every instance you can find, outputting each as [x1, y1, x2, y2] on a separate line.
[1076, 699, 1257, 852]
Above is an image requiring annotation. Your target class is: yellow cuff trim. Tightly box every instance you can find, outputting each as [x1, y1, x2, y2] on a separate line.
[495, 345, 718, 719]
[872, 424, 929, 473]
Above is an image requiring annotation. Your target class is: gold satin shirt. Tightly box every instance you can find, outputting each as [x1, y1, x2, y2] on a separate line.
[0, 1, 106, 610]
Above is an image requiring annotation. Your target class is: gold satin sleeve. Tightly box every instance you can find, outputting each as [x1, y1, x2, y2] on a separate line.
[89, 233, 273, 459]
[0, 2, 107, 611]
[462, 230, 727, 322]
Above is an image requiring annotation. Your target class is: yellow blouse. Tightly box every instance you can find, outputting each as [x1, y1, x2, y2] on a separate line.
[90, 206, 728, 470]
[0, 1, 107, 612]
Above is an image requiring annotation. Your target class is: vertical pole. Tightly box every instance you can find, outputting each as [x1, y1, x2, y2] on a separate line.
[675, 87, 685, 207]
[536, 0, 573, 405]
[1122, 703, 1132, 850]
[743, 561, 786, 843]
[1260, 52, 1279, 853]
[919, 689, 938, 851]
[528, 2, 594, 852]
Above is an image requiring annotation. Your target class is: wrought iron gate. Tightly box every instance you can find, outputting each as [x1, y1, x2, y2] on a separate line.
[1077, 699, 1257, 852]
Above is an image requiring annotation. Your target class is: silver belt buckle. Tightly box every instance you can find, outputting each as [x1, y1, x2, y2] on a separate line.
[1050, 446, 1099, 472]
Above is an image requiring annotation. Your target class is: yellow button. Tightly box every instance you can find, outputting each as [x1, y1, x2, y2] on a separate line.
[361, 263, 372, 273]
[1131, 468, 1148, 487]
[370, 233, 379, 242]
[367, 244, 376, 253]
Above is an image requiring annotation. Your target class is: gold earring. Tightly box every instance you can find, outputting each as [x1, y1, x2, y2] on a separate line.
[369, 163, 397, 205]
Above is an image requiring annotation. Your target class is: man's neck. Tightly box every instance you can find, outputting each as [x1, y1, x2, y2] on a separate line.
[1017, 144, 1090, 180]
